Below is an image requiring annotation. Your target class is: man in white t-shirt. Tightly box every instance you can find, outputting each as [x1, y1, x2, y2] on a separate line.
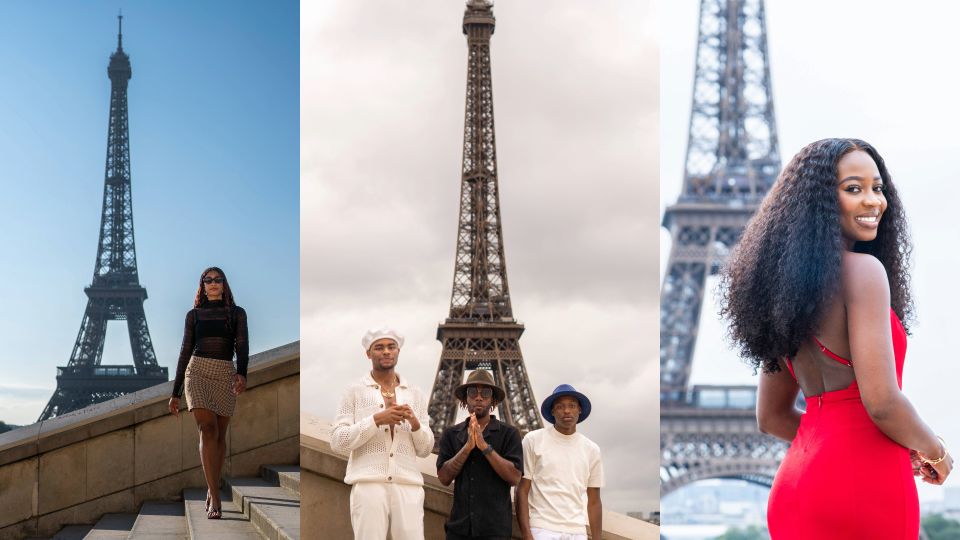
[516, 384, 604, 540]
[330, 327, 434, 539]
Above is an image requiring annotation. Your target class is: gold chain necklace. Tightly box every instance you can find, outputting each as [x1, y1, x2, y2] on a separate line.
[374, 373, 399, 398]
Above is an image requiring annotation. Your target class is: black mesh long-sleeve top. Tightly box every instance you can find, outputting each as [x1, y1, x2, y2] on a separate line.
[171, 300, 249, 397]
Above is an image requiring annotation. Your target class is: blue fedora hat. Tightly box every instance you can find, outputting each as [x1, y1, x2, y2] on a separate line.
[540, 384, 592, 424]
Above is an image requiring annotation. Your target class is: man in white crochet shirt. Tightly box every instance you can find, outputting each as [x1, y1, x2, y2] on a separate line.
[331, 327, 435, 539]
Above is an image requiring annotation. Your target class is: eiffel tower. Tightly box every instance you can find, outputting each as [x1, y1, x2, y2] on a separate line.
[40, 16, 167, 421]
[659, 0, 789, 495]
[427, 0, 543, 443]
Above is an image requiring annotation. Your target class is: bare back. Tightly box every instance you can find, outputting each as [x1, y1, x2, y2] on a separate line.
[789, 294, 857, 396]
[790, 251, 900, 397]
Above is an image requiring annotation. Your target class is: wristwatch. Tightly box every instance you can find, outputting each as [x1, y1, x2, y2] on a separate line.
[481, 446, 494, 456]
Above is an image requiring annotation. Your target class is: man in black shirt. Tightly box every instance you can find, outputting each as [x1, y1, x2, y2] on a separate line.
[437, 369, 524, 540]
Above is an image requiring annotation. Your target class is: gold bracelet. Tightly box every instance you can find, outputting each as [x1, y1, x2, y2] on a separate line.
[919, 436, 948, 466]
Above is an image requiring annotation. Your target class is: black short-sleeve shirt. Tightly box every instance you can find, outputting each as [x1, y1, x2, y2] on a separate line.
[436, 415, 523, 538]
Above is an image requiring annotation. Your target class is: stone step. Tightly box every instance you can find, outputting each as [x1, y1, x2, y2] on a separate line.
[127, 501, 188, 539]
[49, 525, 92, 539]
[82, 514, 136, 539]
[35, 464, 299, 540]
[226, 475, 300, 540]
[183, 487, 262, 540]
[260, 465, 300, 497]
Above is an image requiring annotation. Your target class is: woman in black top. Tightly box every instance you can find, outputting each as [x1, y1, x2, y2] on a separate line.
[167, 267, 249, 519]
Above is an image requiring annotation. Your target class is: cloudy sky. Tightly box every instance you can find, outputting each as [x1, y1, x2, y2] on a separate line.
[302, 1, 659, 513]
[661, 0, 960, 505]
[0, 2, 299, 426]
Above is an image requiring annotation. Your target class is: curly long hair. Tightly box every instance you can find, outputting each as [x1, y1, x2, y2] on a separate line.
[719, 138, 913, 374]
[193, 266, 236, 314]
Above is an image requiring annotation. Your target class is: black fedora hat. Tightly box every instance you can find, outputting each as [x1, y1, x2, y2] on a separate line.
[454, 369, 506, 402]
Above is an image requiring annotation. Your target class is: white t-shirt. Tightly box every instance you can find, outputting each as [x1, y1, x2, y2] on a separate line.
[522, 425, 604, 534]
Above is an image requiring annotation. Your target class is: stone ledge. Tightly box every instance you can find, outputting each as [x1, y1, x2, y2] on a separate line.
[0, 343, 299, 539]
[0, 341, 299, 468]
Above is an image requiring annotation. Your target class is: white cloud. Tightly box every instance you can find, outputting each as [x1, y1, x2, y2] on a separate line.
[302, 0, 659, 514]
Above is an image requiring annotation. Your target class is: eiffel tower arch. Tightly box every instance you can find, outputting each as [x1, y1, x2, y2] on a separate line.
[427, 0, 543, 444]
[660, 0, 787, 496]
[40, 16, 167, 421]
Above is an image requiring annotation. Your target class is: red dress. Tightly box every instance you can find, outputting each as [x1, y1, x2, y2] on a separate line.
[767, 309, 919, 539]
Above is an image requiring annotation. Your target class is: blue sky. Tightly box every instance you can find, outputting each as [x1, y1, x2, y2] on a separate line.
[0, 1, 299, 425]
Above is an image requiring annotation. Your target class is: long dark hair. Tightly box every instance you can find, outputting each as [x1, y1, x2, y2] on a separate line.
[193, 266, 236, 314]
[719, 138, 913, 374]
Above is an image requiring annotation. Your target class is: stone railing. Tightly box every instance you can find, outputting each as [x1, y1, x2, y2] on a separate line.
[300, 413, 659, 540]
[0, 342, 300, 540]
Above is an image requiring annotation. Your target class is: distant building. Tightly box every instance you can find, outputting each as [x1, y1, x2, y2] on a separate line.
[648, 511, 661, 525]
[945, 487, 960, 511]
[627, 511, 660, 526]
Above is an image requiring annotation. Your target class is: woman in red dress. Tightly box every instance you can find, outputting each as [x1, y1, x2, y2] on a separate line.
[720, 138, 953, 538]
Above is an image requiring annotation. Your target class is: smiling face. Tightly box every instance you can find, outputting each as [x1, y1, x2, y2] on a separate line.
[366, 338, 399, 371]
[836, 149, 887, 248]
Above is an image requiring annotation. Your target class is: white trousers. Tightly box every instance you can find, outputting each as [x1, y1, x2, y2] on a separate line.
[349, 481, 425, 540]
[530, 527, 587, 540]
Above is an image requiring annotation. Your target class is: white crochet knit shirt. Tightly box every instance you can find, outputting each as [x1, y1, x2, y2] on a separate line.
[331, 373, 435, 486]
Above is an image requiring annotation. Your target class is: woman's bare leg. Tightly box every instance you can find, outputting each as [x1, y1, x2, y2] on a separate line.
[193, 408, 221, 513]
[215, 415, 231, 493]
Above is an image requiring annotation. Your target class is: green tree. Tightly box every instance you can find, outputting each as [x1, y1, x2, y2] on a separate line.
[714, 525, 769, 540]
[0, 421, 12, 434]
[923, 513, 960, 540]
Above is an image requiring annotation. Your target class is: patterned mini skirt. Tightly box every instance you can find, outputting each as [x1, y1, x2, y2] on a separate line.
[184, 355, 237, 417]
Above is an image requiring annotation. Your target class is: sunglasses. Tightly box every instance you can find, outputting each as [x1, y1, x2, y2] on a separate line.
[203, 277, 225, 284]
[466, 387, 494, 399]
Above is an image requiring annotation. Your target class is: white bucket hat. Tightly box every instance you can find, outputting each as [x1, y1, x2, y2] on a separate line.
[361, 326, 405, 351]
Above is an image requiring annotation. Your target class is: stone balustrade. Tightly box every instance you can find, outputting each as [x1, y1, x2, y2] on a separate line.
[0, 342, 300, 539]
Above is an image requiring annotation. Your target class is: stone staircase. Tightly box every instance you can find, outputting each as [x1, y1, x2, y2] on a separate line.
[35, 465, 300, 540]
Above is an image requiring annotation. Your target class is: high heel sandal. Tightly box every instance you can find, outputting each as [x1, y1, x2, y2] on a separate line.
[207, 502, 222, 520]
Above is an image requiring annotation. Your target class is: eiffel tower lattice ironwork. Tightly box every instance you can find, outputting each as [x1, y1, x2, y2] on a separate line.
[660, 0, 789, 495]
[427, 0, 542, 444]
[40, 16, 168, 421]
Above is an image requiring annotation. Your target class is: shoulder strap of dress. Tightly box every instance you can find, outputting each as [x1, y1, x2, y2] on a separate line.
[783, 357, 797, 382]
[812, 336, 853, 366]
